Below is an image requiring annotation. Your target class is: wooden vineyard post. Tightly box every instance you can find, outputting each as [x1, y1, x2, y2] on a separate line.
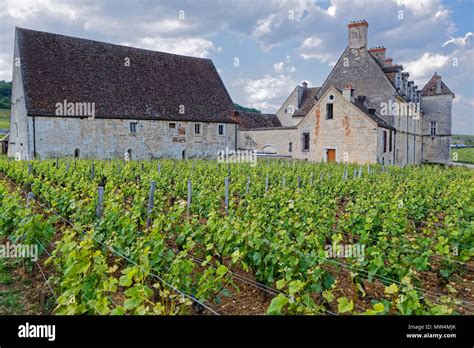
[187, 179, 192, 217]
[282, 176, 286, 188]
[358, 166, 362, 178]
[91, 162, 95, 181]
[96, 186, 104, 218]
[39, 290, 46, 314]
[26, 192, 34, 209]
[146, 181, 156, 229]
[298, 175, 302, 188]
[27, 163, 32, 175]
[367, 165, 371, 175]
[65, 161, 70, 173]
[55, 158, 59, 169]
[353, 168, 357, 179]
[265, 174, 269, 192]
[245, 176, 250, 195]
[343, 167, 348, 181]
[158, 163, 161, 174]
[310, 172, 314, 187]
[224, 177, 229, 215]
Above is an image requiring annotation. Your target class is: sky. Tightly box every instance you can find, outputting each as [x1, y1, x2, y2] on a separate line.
[0, 0, 472, 134]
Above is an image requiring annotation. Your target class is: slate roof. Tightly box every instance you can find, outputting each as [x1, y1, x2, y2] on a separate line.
[237, 111, 282, 129]
[16, 28, 236, 123]
[421, 73, 455, 97]
[294, 87, 321, 117]
[353, 96, 396, 130]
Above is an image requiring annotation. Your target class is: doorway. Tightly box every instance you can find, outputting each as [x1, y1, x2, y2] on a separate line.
[326, 149, 336, 163]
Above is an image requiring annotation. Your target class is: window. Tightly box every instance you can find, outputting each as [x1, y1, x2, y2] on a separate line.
[130, 122, 137, 133]
[302, 133, 310, 151]
[169, 123, 176, 129]
[74, 148, 80, 158]
[383, 131, 387, 153]
[326, 103, 333, 119]
[194, 123, 201, 135]
[430, 122, 437, 135]
[289, 142, 293, 152]
[389, 131, 393, 152]
[218, 124, 225, 136]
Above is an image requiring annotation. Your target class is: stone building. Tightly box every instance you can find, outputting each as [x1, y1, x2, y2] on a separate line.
[238, 20, 454, 165]
[421, 73, 455, 164]
[9, 23, 454, 165]
[9, 28, 238, 160]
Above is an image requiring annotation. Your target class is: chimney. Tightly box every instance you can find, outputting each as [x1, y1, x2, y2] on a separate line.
[436, 75, 442, 94]
[348, 20, 368, 49]
[368, 46, 386, 65]
[342, 83, 354, 101]
[385, 58, 393, 67]
[302, 81, 308, 89]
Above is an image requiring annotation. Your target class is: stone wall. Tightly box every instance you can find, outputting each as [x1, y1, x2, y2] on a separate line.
[296, 87, 381, 164]
[8, 32, 29, 160]
[421, 95, 452, 164]
[275, 86, 303, 127]
[29, 117, 236, 160]
[237, 127, 298, 156]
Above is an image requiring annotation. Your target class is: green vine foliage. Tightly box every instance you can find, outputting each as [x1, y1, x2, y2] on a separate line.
[0, 157, 472, 315]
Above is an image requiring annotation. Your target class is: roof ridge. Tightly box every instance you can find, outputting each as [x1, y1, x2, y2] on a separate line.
[16, 27, 212, 61]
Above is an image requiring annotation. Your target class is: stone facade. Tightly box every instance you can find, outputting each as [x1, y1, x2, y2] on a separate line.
[26, 117, 236, 160]
[239, 86, 395, 164]
[275, 86, 304, 127]
[237, 127, 297, 156]
[9, 28, 238, 161]
[421, 94, 453, 165]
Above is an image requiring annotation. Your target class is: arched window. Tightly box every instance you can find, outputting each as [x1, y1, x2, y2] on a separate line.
[262, 144, 277, 154]
[182, 149, 186, 159]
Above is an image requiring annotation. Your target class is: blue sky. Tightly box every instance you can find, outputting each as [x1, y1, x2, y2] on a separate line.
[0, 0, 472, 133]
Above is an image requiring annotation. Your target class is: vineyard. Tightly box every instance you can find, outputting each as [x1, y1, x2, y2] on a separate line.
[0, 157, 472, 316]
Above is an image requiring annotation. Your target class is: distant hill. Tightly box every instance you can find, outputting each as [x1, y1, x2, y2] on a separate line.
[452, 134, 474, 147]
[0, 81, 12, 109]
[234, 103, 261, 114]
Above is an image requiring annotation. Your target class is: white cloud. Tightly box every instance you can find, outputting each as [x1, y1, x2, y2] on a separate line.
[395, 0, 443, 16]
[273, 56, 296, 73]
[234, 74, 296, 112]
[123, 37, 218, 58]
[298, 36, 335, 64]
[0, 58, 11, 81]
[327, 6, 337, 17]
[442, 32, 473, 48]
[401, 53, 450, 81]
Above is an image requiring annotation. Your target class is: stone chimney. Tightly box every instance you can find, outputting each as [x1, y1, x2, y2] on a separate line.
[302, 81, 308, 89]
[348, 20, 368, 49]
[436, 75, 442, 94]
[385, 58, 393, 67]
[342, 83, 354, 101]
[368, 46, 386, 65]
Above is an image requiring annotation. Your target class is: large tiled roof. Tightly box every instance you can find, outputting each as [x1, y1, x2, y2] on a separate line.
[237, 111, 282, 129]
[16, 28, 236, 123]
[294, 87, 320, 117]
[421, 73, 455, 97]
